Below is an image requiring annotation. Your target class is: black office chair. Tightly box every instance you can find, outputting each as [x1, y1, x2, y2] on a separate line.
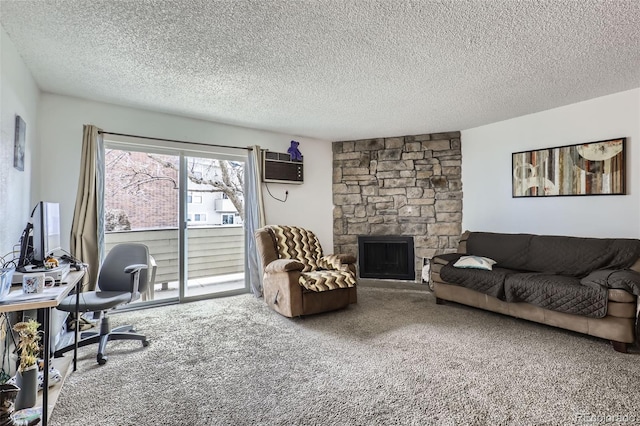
[55, 243, 151, 365]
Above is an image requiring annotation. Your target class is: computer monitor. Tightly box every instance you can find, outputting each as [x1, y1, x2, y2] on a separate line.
[18, 201, 62, 269]
[32, 201, 61, 264]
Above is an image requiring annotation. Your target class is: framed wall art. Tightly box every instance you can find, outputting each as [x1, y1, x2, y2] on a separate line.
[14, 115, 26, 171]
[512, 138, 626, 197]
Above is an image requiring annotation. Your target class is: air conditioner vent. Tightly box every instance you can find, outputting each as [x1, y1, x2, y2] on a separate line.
[262, 151, 303, 184]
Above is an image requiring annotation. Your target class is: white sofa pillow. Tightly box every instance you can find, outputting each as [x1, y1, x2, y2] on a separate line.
[453, 255, 497, 271]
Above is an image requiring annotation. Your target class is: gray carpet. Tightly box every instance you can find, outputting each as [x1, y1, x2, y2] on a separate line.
[49, 285, 640, 425]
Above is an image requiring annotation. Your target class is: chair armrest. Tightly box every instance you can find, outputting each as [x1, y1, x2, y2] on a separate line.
[432, 253, 462, 265]
[149, 255, 157, 288]
[124, 263, 148, 297]
[265, 259, 305, 273]
[320, 254, 355, 270]
[335, 254, 356, 265]
[124, 264, 148, 274]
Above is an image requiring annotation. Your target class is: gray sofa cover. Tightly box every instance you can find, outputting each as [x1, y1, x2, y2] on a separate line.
[431, 231, 640, 352]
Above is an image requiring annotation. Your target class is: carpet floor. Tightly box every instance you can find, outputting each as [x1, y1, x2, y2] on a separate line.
[49, 285, 640, 425]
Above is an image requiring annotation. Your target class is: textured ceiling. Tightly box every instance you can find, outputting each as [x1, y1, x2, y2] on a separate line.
[1, 1, 639, 141]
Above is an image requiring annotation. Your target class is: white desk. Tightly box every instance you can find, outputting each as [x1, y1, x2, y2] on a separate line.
[0, 270, 84, 426]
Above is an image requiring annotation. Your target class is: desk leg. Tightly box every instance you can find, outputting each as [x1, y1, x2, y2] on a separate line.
[42, 306, 51, 426]
[74, 281, 80, 372]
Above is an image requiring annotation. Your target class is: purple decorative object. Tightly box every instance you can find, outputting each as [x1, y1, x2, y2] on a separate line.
[287, 140, 303, 161]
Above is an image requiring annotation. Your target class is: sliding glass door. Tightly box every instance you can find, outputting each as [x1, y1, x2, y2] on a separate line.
[183, 155, 245, 299]
[104, 142, 247, 305]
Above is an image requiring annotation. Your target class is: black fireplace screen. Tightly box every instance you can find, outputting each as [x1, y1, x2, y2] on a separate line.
[357, 236, 415, 280]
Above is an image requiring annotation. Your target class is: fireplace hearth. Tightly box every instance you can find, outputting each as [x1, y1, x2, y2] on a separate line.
[358, 235, 415, 280]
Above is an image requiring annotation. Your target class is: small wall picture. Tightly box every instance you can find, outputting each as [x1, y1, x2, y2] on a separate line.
[14, 115, 26, 171]
[512, 138, 626, 197]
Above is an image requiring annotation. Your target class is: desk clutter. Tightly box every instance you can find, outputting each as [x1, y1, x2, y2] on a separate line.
[7, 358, 62, 391]
[0, 270, 12, 300]
[0, 267, 85, 426]
[11, 407, 41, 425]
[11, 262, 71, 286]
[5, 360, 62, 391]
[0, 315, 57, 426]
[1, 255, 87, 304]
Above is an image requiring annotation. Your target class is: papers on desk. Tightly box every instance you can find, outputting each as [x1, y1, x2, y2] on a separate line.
[0, 286, 66, 304]
[13, 407, 41, 423]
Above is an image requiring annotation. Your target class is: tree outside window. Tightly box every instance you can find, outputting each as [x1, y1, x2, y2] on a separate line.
[104, 148, 244, 231]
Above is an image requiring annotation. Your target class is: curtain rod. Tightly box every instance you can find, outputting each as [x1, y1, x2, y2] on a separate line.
[98, 131, 253, 151]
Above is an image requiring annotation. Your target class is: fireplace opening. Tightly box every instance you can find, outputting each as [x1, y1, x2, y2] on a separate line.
[358, 235, 415, 280]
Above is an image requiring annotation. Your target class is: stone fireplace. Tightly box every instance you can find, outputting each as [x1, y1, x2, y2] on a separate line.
[332, 131, 462, 281]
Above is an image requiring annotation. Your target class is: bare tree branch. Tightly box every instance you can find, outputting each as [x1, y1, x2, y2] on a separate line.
[146, 154, 245, 217]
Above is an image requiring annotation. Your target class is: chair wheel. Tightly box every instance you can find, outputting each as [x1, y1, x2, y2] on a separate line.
[142, 339, 150, 347]
[97, 355, 108, 365]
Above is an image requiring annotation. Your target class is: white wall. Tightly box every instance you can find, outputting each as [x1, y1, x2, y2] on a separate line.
[36, 94, 335, 250]
[461, 88, 640, 238]
[0, 26, 40, 258]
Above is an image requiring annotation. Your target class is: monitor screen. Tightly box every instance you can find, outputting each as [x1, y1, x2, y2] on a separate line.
[31, 201, 61, 263]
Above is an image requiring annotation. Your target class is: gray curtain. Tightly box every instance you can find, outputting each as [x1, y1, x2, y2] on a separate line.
[70, 125, 105, 290]
[245, 145, 266, 297]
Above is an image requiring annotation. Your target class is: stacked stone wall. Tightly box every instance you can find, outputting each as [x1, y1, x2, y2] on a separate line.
[332, 131, 463, 279]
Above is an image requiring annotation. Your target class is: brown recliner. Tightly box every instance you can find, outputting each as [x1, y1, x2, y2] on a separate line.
[255, 225, 357, 317]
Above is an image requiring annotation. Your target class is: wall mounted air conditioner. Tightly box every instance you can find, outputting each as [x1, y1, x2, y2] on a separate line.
[262, 151, 304, 184]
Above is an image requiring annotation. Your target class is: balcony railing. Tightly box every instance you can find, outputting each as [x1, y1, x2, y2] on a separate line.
[105, 226, 244, 286]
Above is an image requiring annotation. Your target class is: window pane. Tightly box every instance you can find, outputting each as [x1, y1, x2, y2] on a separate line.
[104, 147, 181, 304]
[105, 149, 179, 231]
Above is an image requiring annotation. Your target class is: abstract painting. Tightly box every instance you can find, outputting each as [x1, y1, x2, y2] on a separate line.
[14, 115, 26, 171]
[512, 138, 625, 197]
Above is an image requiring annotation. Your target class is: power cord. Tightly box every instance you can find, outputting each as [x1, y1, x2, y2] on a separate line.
[2, 247, 23, 269]
[0, 253, 9, 269]
[57, 248, 81, 264]
[265, 183, 289, 203]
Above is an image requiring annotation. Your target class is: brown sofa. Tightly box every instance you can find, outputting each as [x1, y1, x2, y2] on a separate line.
[430, 231, 640, 352]
[255, 225, 357, 317]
